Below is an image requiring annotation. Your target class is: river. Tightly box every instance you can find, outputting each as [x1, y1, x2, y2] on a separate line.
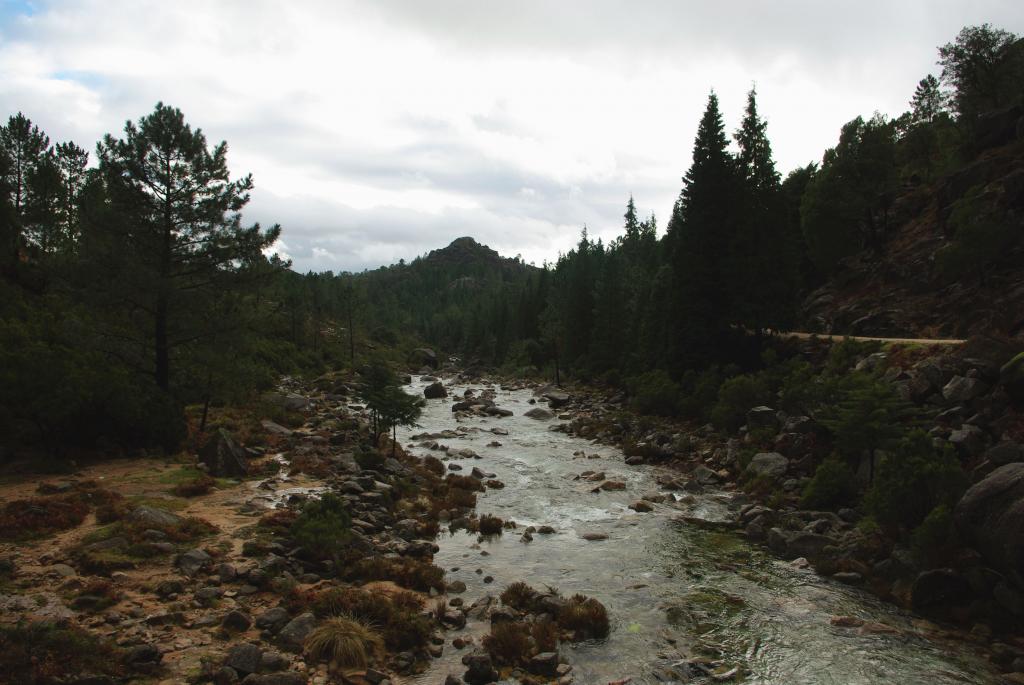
[400, 377, 997, 685]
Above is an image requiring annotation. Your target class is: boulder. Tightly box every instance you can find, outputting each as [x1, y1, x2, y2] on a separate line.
[524, 408, 554, 420]
[986, 441, 1024, 466]
[942, 376, 989, 404]
[424, 382, 448, 399]
[255, 607, 291, 633]
[955, 463, 1024, 575]
[910, 569, 972, 616]
[199, 428, 249, 477]
[948, 425, 988, 457]
[1002, 352, 1024, 403]
[277, 612, 317, 652]
[746, 406, 779, 431]
[542, 391, 570, 408]
[463, 653, 498, 685]
[221, 610, 253, 632]
[744, 452, 789, 480]
[130, 505, 183, 529]
[176, 548, 213, 575]
[244, 675, 306, 685]
[224, 643, 262, 675]
[529, 652, 560, 677]
[412, 347, 438, 369]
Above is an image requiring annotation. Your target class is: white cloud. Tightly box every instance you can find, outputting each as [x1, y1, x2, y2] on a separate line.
[1, 0, 1020, 271]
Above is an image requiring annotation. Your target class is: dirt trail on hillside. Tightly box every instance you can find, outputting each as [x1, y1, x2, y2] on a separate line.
[781, 331, 966, 346]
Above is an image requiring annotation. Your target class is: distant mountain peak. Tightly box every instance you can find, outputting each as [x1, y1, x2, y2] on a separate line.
[425, 236, 503, 265]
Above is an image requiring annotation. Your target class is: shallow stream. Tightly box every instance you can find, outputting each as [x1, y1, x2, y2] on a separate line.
[401, 377, 998, 685]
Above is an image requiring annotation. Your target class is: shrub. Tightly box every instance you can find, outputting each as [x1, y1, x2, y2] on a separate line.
[711, 374, 771, 432]
[500, 581, 539, 611]
[354, 448, 385, 471]
[531, 618, 560, 652]
[0, 494, 89, 541]
[482, 621, 533, 666]
[312, 586, 430, 650]
[627, 370, 680, 417]
[677, 366, 723, 420]
[801, 455, 858, 510]
[912, 504, 956, 564]
[478, 514, 504, 536]
[171, 473, 215, 497]
[446, 474, 485, 492]
[347, 556, 445, 593]
[0, 622, 125, 683]
[820, 372, 916, 461]
[865, 430, 967, 531]
[304, 616, 383, 669]
[291, 494, 352, 561]
[557, 594, 610, 639]
[422, 455, 445, 476]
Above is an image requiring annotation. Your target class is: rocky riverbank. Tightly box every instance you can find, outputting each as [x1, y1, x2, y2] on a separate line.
[483, 336, 1024, 680]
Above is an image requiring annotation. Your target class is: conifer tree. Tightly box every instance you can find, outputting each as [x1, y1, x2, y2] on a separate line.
[666, 91, 738, 367]
[730, 87, 797, 333]
[96, 102, 281, 391]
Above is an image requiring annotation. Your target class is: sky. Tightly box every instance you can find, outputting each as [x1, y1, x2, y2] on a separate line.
[1, 1, 1021, 272]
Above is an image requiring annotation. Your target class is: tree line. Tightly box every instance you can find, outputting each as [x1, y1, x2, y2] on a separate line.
[1, 24, 1021, 457]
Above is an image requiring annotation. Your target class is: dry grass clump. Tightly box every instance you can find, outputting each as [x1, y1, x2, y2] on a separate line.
[304, 616, 383, 669]
[558, 594, 610, 639]
[446, 474, 485, 492]
[482, 621, 533, 667]
[478, 514, 504, 536]
[70, 577, 121, 611]
[500, 581, 539, 612]
[0, 493, 89, 541]
[531, 618, 559, 652]
[347, 556, 445, 593]
[0, 621, 126, 683]
[171, 473, 215, 497]
[258, 508, 299, 532]
[422, 455, 445, 476]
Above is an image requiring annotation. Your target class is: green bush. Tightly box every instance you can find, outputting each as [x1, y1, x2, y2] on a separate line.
[865, 431, 966, 531]
[291, 494, 352, 560]
[912, 504, 956, 564]
[820, 372, 915, 460]
[711, 373, 771, 432]
[627, 370, 680, 417]
[677, 366, 723, 420]
[800, 455, 858, 510]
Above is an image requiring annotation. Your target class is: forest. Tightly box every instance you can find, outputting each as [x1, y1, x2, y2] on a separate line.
[1, 23, 1022, 459]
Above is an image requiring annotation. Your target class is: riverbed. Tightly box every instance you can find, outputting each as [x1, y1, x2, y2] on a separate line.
[401, 377, 997, 685]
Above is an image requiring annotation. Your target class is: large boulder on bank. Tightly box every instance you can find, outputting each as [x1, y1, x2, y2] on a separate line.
[542, 390, 570, 408]
[744, 452, 789, 480]
[954, 463, 1024, 575]
[411, 347, 438, 369]
[1002, 351, 1024, 403]
[424, 381, 448, 399]
[198, 428, 248, 477]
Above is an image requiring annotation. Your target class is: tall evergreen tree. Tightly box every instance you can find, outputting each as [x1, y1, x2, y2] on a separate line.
[96, 102, 281, 391]
[730, 87, 797, 333]
[666, 91, 738, 367]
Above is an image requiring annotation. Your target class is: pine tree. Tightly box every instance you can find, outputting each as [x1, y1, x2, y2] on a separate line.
[96, 102, 281, 391]
[730, 87, 797, 334]
[910, 74, 947, 124]
[666, 91, 738, 367]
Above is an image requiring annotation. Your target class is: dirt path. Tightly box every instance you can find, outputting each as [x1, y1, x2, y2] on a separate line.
[779, 331, 966, 346]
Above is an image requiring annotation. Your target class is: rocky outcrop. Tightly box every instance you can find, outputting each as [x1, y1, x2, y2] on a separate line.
[954, 463, 1024, 576]
[198, 429, 248, 477]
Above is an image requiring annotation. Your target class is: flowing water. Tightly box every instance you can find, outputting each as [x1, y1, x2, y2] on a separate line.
[401, 377, 999, 685]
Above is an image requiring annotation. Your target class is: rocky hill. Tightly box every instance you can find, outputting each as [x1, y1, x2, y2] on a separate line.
[802, 135, 1024, 341]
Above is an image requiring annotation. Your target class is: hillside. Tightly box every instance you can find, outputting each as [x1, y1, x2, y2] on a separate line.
[802, 135, 1024, 340]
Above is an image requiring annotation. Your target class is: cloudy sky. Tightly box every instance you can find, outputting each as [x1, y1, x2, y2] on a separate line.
[1, 1, 1020, 272]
